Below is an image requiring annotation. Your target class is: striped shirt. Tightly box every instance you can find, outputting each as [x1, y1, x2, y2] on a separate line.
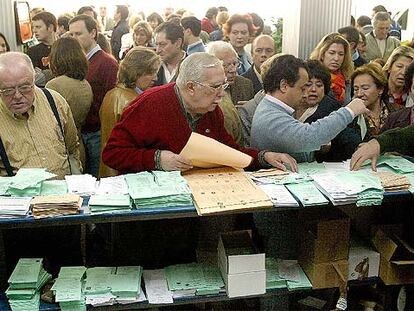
[0, 87, 81, 179]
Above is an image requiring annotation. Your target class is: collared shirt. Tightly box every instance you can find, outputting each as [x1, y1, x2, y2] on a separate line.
[352, 50, 360, 61]
[264, 94, 295, 115]
[86, 44, 102, 60]
[134, 86, 143, 95]
[0, 87, 81, 179]
[162, 51, 186, 84]
[174, 84, 202, 131]
[253, 65, 263, 84]
[373, 32, 386, 56]
[186, 40, 205, 55]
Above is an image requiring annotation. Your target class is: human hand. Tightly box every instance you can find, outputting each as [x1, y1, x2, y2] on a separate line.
[350, 139, 380, 171]
[160, 150, 193, 171]
[264, 152, 298, 172]
[346, 98, 369, 116]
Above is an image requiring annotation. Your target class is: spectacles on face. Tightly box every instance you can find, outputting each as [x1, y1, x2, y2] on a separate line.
[192, 80, 229, 93]
[222, 60, 240, 71]
[0, 84, 34, 97]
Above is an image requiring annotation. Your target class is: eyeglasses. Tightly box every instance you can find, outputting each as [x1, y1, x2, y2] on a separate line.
[192, 80, 229, 93]
[0, 84, 34, 97]
[222, 60, 240, 70]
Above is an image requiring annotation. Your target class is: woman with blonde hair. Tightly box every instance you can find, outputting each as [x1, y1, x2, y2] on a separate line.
[382, 45, 414, 109]
[99, 47, 161, 177]
[121, 21, 154, 59]
[351, 62, 394, 138]
[310, 32, 354, 105]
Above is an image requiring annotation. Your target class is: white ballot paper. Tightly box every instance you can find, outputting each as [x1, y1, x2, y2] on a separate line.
[179, 132, 252, 169]
[143, 269, 173, 304]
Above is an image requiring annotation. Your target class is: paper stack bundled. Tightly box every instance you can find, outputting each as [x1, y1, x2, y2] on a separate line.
[53, 266, 87, 311]
[0, 197, 31, 218]
[109, 266, 143, 304]
[165, 263, 225, 298]
[30, 194, 83, 218]
[266, 258, 312, 291]
[6, 258, 52, 311]
[7, 168, 56, 197]
[88, 194, 131, 214]
[285, 182, 329, 207]
[376, 171, 411, 192]
[84, 267, 115, 306]
[125, 171, 192, 208]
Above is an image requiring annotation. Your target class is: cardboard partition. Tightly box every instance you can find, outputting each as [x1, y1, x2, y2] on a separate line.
[300, 260, 348, 289]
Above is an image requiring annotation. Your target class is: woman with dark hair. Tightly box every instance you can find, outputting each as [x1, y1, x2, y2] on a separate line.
[46, 37, 93, 167]
[99, 47, 161, 177]
[147, 12, 164, 31]
[223, 14, 256, 75]
[310, 32, 354, 105]
[0, 33, 10, 53]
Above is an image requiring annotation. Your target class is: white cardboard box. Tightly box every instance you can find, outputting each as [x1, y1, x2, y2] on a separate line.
[348, 245, 380, 280]
[218, 230, 266, 297]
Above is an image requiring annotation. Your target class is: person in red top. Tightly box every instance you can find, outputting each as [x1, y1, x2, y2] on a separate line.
[103, 52, 297, 173]
[69, 14, 118, 177]
[201, 7, 219, 34]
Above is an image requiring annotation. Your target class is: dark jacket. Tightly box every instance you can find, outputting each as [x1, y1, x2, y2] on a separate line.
[242, 65, 263, 95]
[110, 20, 129, 61]
[380, 107, 413, 133]
[228, 75, 255, 106]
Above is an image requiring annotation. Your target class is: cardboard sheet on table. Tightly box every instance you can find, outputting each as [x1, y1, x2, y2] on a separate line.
[183, 167, 272, 215]
[179, 132, 252, 169]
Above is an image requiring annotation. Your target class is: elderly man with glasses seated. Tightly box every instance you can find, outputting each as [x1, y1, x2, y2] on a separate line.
[0, 52, 80, 178]
[103, 52, 297, 173]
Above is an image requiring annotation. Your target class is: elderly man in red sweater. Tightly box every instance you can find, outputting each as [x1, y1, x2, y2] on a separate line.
[103, 52, 297, 173]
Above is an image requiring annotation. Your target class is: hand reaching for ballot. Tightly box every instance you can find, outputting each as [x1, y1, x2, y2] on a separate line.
[350, 139, 381, 171]
[346, 98, 369, 116]
[264, 152, 298, 172]
[160, 150, 193, 171]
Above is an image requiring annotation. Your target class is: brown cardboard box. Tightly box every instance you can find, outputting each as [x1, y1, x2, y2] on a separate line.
[300, 259, 348, 289]
[372, 225, 414, 285]
[298, 208, 350, 264]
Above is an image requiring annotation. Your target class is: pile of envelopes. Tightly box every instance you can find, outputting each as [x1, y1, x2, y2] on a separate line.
[30, 194, 83, 218]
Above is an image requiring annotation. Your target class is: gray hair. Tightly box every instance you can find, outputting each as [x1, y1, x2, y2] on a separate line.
[206, 41, 237, 58]
[0, 52, 35, 77]
[373, 12, 391, 26]
[176, 52, 221, 87]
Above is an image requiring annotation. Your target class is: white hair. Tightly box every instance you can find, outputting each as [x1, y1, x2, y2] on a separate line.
[176, 52, 221, 87]
[206, 41, 237, 58]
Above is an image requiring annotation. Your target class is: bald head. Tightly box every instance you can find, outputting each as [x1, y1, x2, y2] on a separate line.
[252, 34, 275, 72]
[0, 52, 35, 82]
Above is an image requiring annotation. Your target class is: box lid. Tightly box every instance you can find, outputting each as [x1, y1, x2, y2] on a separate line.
[372, 225, 414, 265]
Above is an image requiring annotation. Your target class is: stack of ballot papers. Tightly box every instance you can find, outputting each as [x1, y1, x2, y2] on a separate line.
[0, 197, 31, 218]
[165, 263, 225, 297]
[376, 171, 411, 192]
[7, 168, 56, 197]
[30, 194, 83, 218]
[88, 194, 131, 214]
[65, 174, 97, 196]
[265, 258, 312, 291]
[125, 171, 192, 208]
[52, 266, 87, 311]
[285, 182, 329, 206]
[83, 266, 145, 306]
[257, 184, 299, 207]
[312, 171, 384, 206]
[6, 258, 52, 311]
[96, 176, 129, 195]
[377, 155, 414, 174]
[40, 180, 68, 195]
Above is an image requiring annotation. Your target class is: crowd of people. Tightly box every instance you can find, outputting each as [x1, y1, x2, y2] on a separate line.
[1, 4, 414, 180]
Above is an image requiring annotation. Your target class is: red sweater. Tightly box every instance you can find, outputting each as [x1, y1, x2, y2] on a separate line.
[84, 50, 118, 133]
[102, 83, 261, 173]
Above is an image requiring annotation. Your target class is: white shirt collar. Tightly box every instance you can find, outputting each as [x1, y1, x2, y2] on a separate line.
[86, 44, 102, 60]
[264, 94, 295, 115]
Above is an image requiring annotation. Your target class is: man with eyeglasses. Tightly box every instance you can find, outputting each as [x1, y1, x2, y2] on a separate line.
[207, 41, 254, 146]
[0, 52, 81, 178]
[242, 35, 275, 94]
[103, 52, 297, 173]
